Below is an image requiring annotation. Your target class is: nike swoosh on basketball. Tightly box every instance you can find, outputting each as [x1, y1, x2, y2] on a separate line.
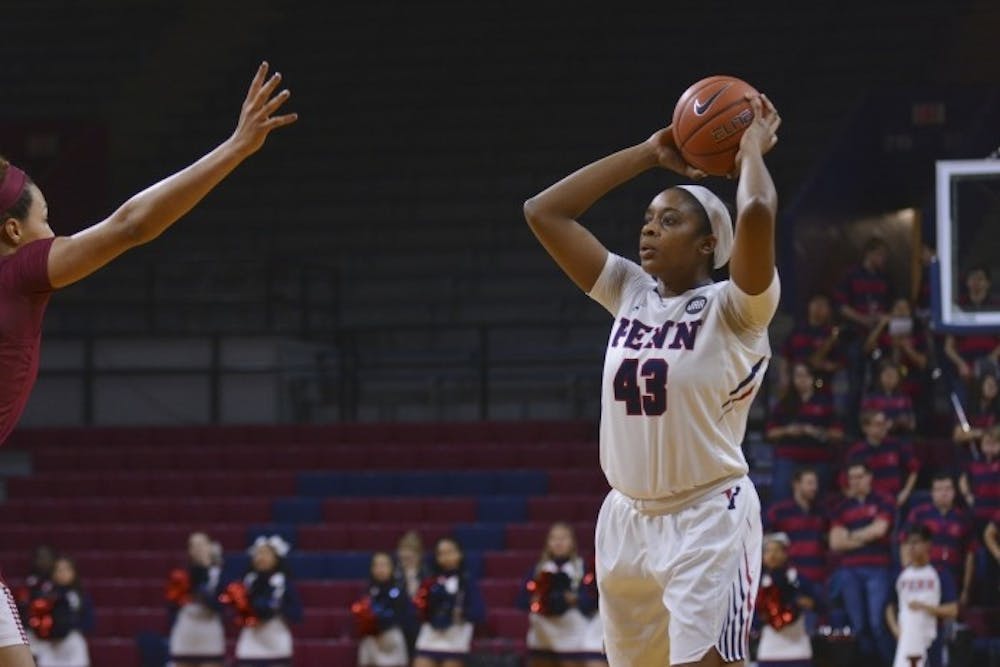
[693, 84, 732, 115]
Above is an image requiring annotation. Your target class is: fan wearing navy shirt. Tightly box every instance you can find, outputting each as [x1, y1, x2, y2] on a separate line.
[959, 425, 1000, 531]
[901, 474, 975, 608]
[861, 299, 928, 404]
[780, 294, 844, 396]
[835, 237, 896, 415]
[844, 411, 919, 508]
[953, 372, 1000, 451]
[829, 462, 896, 665]
[765, 363, 843, 502]
[765, 468, 829, 585]
[861, 361, 916, 440]
[943, 268, 1000, 391]
[983, 510, 1000, 606]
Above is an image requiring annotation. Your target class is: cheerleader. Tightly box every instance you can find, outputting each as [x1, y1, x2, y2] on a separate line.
[518, 522, 605, 667]
[353, 552, 414, 667]
[224, 535, 302, 667]
[394, 530, 429, 661]
[25, 557, 93, 667]
[754, 533, 820, 667]
[412, 537, 485, 667]
[166, 532, 225, 667]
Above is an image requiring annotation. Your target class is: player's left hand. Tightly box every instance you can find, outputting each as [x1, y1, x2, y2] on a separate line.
[647, 127, 707, 180]
[732, 94, 781, 176]
[908, 600, 929, 612]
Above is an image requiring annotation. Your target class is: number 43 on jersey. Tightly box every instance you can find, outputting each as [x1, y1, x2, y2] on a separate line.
[613, 358, 668, 416]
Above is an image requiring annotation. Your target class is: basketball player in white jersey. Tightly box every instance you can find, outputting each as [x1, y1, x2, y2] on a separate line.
[523, 92, 781, 667]
[886, 526, 958, 667]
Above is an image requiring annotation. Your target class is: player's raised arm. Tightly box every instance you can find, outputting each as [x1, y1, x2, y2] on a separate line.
[523, 127, 704, 292]
[728, 94, 781, 296]
[46, 61, 297, 289]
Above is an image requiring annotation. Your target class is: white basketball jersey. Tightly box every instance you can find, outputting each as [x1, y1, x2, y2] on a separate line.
[893, 565, 941, 667]
[588, 254, 778, 504]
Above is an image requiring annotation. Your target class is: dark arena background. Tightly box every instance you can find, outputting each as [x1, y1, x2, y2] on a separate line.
[1, 1, 999, 666]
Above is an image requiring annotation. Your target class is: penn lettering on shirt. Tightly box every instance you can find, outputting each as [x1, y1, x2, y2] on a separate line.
[609, 317, 705, 351]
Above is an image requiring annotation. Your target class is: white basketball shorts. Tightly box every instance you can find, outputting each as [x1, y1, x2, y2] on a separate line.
[0, 583, 29, 649]
[596, 476, 762, 666]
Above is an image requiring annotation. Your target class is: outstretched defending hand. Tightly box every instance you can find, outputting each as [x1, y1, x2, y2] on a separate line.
[646, 126, 707, 180]
[230, 61, 298, 156]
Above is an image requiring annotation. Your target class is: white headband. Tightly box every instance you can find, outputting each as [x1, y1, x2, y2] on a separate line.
[249, 535, 291, 559]
[763, 532, 790, 547]
[675, 185, 733, 269]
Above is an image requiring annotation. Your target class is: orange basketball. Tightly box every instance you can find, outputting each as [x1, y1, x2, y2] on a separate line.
[672, 75, 759, 176]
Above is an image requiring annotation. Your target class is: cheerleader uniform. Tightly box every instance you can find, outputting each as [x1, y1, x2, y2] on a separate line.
[354, 580, 414, 667]
[233, 569, 302, 667]
[167, 563, 225, 663]
[754, 566, 821, 667]
[518, 557, 604, 661]
[26, 585, 94, 667]
[413, 570, 485, 660]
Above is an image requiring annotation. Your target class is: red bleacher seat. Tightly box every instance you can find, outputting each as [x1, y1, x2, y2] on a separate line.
[293, 639, 358, 667]
[479, 578, 521, 609]
[483, 552, 536, 579]
[486, 608, 530, 639]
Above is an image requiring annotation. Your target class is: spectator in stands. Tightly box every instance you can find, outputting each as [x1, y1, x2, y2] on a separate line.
[765, 467, 829, 585]
[394, 530, 428, 600]
[23, 546, 56, 594]
[394, 530, 429, 661]
[780, 293, 845, 397]
[412, 537, 485, 667]
[960, 425, 1000, 531]
[765, 362, 843, 502]
[844, 410, 919, 507]
[829, 462, 896, 665]
[836, 237, 896, 336]
[953, 371, 1000, 451]
[353, 551, 413, 667]
[517, 522, 604, 667]
[983, 510, 1000, 606]
[26, 556, 94, 667]
[166, 532, 225, 667]
[230, 535, 302, 667]
[862, 298, 928, 409]
[835, 236, 896, 415]
[754, 532, 820, 667]
[15, 544, 58, 646]
[902, 473, 976, 608]
[885, 526, 958, 667]
[944, 267, 1000, 393]
[861, 360, 916, 440]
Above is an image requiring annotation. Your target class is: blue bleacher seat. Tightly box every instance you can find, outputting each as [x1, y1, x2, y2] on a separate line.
[326, 552, 372, 579]
[454, 523, 507, 551]
[477, 496, 527, 522]
[272, 498, 323, 523]
[496, 471, 548, 495]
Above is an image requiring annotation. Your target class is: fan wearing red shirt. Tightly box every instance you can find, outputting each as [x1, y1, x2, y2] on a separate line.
[0, 63, 295, 667]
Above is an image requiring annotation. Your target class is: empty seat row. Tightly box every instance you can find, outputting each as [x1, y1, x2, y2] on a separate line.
[29, 441, 598, 473]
